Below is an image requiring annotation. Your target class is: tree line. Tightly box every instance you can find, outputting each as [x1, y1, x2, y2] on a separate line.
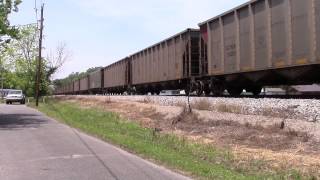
[53, 67, 103, 88]
[0, 1, 69, 96]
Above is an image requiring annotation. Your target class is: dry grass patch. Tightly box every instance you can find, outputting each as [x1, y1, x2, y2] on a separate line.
[138, 96, 152, 104]
[172, 105, 201, 125]
[174, 101, 186, 107]
[213, 103, 243, 114]
[258, 107, 296, 119]
[192, 99, 212, 111]
[212, 102, 298, 119]
[103, 96, 112, 104]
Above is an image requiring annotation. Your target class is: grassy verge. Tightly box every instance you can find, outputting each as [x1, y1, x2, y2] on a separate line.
[30, 99, 306, 180]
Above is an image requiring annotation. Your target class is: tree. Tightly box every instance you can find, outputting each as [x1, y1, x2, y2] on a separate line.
[0, 0, 22, 41]
[46, 42, 71, 81]
[1, 24, 69, 96]
[3, 24, 39, 95]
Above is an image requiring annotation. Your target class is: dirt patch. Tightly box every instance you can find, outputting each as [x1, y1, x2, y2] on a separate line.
[179, 117, 312, 151]
[57, 96, 320, 176]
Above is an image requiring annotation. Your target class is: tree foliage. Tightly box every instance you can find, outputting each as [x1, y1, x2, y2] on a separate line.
[1, 24, 68, 96]
[0, 0, 22, 40]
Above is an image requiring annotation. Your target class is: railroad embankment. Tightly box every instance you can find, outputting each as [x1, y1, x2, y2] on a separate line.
[34, 96, 320, 179]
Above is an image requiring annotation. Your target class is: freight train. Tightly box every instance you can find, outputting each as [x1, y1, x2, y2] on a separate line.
[55, 0, 320, 96]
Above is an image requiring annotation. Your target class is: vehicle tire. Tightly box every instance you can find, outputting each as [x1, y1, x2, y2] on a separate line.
[6, 101, 9, 105]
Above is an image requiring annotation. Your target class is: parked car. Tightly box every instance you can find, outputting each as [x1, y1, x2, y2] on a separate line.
[5, 90, 26, 104]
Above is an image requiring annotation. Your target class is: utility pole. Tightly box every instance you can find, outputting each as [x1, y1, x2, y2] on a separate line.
[0, 76, 4, 99]
[0, 59, 5, 99]
[35, 4, 44, 106]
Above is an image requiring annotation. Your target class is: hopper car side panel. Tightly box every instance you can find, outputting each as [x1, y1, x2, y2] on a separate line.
[103, 58, 129, 92]
[202, 0, 319, 74]
[74, 80, 80, 93]
[89, 70, 102, 89]
[131, 29, 200, 93]
[80, 76, 89, 92]
[199, 0, 320, 93]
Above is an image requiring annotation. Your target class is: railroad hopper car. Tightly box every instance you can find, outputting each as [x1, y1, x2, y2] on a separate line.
[79, 76, 89, 94]
[55, 86, 63, 95]
[59, 85, 65, 95]
[66, 82, 74, 94]
[54, 86, 60, 95]
[89, 69, 104, 94]
[73, 79, 80, 94]
[63, 84, 69, 94]
[103, 58, 130, 94]
[130, 29, 201, 94]
[199, 0, 320, 96]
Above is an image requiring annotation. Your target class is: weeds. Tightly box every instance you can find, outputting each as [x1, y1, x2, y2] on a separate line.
[286, 128, 313, 142]
[103, 96, 112, 104]
[139, 96, 152, 104]
[173, 101, 186, 107]
[172, 105, 200, 125]
[212, 102, 298, 120]
[192, 99, 212, 111]
[213, 103, 243, 114]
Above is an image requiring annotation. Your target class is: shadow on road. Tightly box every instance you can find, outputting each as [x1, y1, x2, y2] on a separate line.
[0, 113, 49, 130]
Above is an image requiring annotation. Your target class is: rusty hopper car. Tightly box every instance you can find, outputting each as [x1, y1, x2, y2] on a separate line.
[73, 80, 80, 94]
[89, 69, 104, 93]
[79, 76, 89, 93]
[199, 0, 320, 96]
[131, 29, 201, 94]
[66, 82, 74, 94]
[103, 58, 130, 93]
[63, 83, 69, 94]
[54, 86, 62, 95]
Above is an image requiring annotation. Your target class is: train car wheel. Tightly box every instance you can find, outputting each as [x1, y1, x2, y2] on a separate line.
[204, 89, 211, 96]
[196, 81, 204, 96]
[211, 85, 225, 96]
[227, 87, 243, 96]
[251, 87, 262, 96]
[184, 88, 190, 96]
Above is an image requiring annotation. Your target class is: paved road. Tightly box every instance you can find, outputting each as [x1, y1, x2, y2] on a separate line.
[0, 104, 190, 180]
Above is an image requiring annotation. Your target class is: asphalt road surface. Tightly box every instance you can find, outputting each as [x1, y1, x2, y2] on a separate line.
[0, 104, 191, 180]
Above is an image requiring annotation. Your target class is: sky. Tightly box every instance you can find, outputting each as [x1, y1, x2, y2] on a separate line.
[9, 0, 248, 79]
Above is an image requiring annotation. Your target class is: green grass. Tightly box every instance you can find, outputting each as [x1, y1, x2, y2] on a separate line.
[31, 99, 308, 180]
